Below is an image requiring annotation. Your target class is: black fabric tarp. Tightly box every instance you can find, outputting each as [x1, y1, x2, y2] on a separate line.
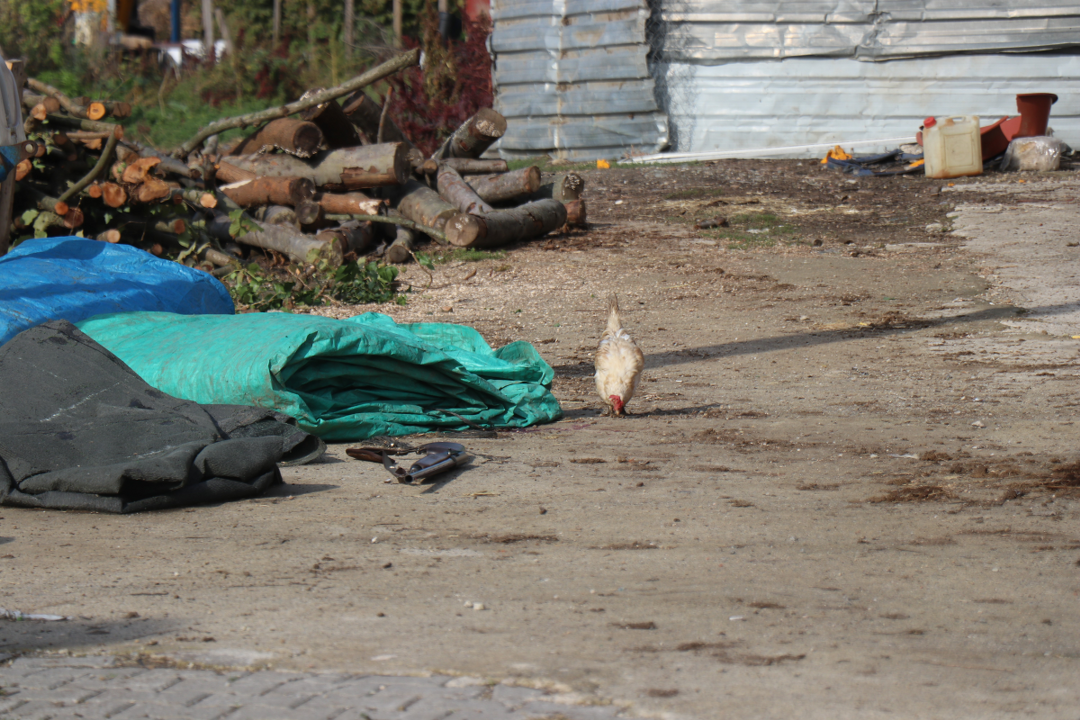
[0, 321, 325, 513]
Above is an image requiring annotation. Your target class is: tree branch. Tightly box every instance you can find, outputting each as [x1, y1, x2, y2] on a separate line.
[58, 131, 120, 204]
[173, 48, 420, 158]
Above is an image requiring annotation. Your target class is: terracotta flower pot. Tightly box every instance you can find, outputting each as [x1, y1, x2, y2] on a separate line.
[1016, 93, 1058, 138]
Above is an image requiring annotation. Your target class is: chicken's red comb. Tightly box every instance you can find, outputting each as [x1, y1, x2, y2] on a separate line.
[609, 395, 624, 413]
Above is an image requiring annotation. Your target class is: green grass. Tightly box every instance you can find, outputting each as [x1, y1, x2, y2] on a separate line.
[663, 187, 728, 201]
[416, 248, 507, 267]
[700, 212, 801, 250]
[121, 95, 274, 151]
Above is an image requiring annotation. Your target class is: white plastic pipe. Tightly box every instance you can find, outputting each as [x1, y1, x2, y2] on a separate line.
[623, 136, 917, 164]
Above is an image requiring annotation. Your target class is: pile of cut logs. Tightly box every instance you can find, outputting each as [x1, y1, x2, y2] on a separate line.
[9, 49, 585, 272]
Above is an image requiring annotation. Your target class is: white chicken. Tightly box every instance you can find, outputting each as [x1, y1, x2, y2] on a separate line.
[594, 294, 644, 416]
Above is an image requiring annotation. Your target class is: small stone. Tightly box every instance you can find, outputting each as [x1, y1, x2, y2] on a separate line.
[442, 306, 453, 313]
[472, 603, 486, 611]
[971, 420, 985, 428]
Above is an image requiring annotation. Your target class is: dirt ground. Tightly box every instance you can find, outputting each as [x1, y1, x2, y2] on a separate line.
[3, 159, 1080, 719]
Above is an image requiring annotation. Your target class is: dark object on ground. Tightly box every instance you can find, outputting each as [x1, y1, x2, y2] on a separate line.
[826, 149, 924, 177]
[0, 321, 324, 513]
[695, 216, 729, 229]
[347, 442, 472, 484]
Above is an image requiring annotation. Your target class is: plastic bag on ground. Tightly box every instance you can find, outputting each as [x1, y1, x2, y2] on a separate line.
[77, 311, 563, 441]
[1000, 136, 1064, 171]
[0, 236, 234, 347]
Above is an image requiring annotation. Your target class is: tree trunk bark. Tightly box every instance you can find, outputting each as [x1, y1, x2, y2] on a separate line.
[386, 225, 416, 263]
[229, 118, 324, 157]
[255, 205, 300, 229]
[300, 99, 360, 149]
[431, 108, 507, 160]
[215, 161, 255, 183]
[393, 179, 460, 231]
[341, 92, 415, 149]
[237, 224, 344, 266]
[446, 199, 566, 248]
[437, 158, 509, 175]
[437, 165, 493, 215]
[316, 191, 383, 216]
[225, 143, 411, 190]
[318, 220, 374, 255]
[295, 200, 325, 227]
[467, 166, 540, 204]
[219, 176, 316, 207]
[214, 8, 233, 55]
[564, 198, 587, 226]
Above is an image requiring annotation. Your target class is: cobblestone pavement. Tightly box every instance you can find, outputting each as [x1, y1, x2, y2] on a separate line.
[0, 656, 628, 720]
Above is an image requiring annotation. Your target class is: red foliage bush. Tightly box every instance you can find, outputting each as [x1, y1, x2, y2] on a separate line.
[385, 5, 494, 155]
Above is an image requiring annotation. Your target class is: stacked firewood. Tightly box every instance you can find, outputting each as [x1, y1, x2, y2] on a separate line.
[10, 49, 585, 273]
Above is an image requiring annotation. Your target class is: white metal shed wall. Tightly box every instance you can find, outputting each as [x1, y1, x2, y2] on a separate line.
[650, 1, 1080, 155]
[490, 0, 669, 160]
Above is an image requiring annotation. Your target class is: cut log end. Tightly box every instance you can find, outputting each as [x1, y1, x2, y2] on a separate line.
[96, 229, 122, 243]
[102, 183, 128, 208]
[473, 108, 508, 140]
[87, 102, 107, 121]
[446, 214, 483, 247]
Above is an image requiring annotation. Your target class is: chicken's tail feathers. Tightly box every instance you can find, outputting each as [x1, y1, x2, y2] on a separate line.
[606, 294, 622, 334]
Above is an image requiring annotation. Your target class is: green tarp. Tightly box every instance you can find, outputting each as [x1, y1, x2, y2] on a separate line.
[76, 311, 562, 441]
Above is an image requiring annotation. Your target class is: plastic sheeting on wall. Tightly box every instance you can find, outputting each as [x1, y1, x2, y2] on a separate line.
[654, 53, 1080, 156]
[490, 0, 669, 160]
[652, 1, 1080, 62]
[647, 1, 1080, 154]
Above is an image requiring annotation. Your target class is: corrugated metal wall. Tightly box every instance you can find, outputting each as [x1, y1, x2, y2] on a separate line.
[488, 1, 1080, 159]
[490, 0, 669, 160]
[654, 1, 1080, 61]
[650, 1, 1080, 155]
[654, 53, 1080, 157]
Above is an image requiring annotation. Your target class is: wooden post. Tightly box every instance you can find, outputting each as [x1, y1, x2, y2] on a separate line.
[393, 0, 403, 47]
[272, 0, 281, 47]
[201, 0, 215, 63]
[344, 0, 354, 58]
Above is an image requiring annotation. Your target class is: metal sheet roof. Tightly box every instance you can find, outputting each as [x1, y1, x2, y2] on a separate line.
[652, 1, 1080, 61]
[490, 0, 668, 160]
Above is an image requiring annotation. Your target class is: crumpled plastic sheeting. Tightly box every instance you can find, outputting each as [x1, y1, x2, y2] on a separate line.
[0, 236, 234, 347]
[0, 321, 323, 513]
[77, 311, 563, 441]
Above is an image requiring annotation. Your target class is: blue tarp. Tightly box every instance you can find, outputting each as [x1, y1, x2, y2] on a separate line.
[0, 237, 234, 346]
